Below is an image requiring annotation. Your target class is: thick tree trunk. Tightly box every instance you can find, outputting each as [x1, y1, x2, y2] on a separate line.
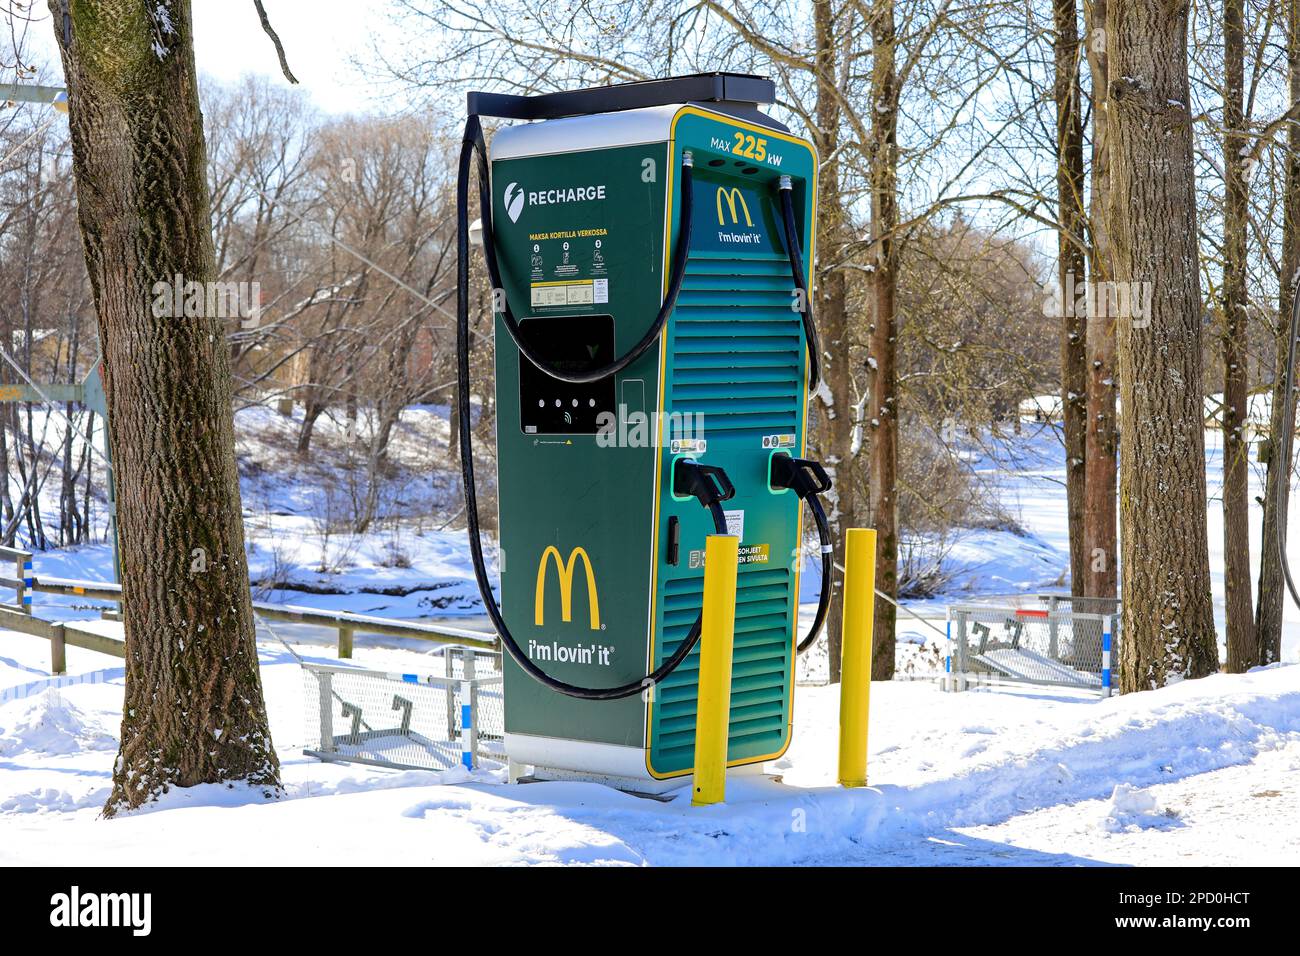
[1055, 0, 1089, 598]
[1083, 0, 1118, 600]
[1107, 0, 1218, 691]
[52, 0, 280, 815]
[1255, 0, 1300, 668]
[812, 0, 854, 682]
[867, 0, 899, 680]
[1222, 0, 1256, 671]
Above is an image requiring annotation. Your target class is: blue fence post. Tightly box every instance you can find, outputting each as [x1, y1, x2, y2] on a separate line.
[1101, 620, 1113, 699]
[944, 617, 952, 692]
[22, 556, 33, 613]
[460, 680, 474, 770]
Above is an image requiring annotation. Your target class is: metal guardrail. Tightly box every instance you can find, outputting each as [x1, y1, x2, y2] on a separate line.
[944, 600, 1118, 697]
[0, 549, 500, 674]
[302, 651, 505, 771]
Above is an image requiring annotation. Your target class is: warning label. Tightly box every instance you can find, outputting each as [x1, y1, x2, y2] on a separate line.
[688, 542, 770, 568]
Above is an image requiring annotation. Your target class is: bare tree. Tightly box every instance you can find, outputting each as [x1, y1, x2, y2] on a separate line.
[50, 0, 279, 814]
[1107, 0, 1218, 690]
[1220, 0, 1257, 671]
[1053, 0, 1088, 597]
[1082, 0, 1118, 600]
[1256, 0, 1300, 668]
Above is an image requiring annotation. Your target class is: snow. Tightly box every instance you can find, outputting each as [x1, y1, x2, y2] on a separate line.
[1, 410, 1299, 865]
[0, 627, 1295, 865]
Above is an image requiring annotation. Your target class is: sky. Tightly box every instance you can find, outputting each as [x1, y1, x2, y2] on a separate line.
[17, 0, 400, 115]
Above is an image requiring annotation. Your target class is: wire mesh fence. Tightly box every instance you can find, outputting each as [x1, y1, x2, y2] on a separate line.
[944, 600, 1117, 697]
[302, 649, 504, 771]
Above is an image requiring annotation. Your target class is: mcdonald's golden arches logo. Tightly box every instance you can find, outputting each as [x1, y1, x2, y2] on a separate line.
[534, 546, 601, 630]
[716, 186, 753, 227]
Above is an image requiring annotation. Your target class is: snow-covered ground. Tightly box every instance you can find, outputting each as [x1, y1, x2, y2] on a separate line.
[1, 409, 1297, 865]
[1, 633, 1294, 865]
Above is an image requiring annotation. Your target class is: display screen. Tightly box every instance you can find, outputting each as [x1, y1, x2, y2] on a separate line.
[518, 314, 616, 435]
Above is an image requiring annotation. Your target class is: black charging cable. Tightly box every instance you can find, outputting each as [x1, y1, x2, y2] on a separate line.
[769, 453, 835, 653]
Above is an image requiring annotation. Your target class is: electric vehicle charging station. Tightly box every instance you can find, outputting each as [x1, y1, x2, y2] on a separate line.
[455, 73, 836, 793]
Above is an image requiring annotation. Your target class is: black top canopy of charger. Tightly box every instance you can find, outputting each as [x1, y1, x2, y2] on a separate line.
[466, 72, 779, 123]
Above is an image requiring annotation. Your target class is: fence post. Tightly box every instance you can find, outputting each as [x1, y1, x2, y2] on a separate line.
[1047, 594, 1059, 659]
[445, 650, 457, 738]
[838, 528, 877, 788]
[691, 533, 739, 807]
[14, 550, 32, 615]
[50, 622, 66, 675]
[460, 680, 475, 770]
[955, 609, 970, 692]
[318, 671, 335, 753]
[337, 625, 353, 659]
[1102, 617, 1113, 699]
[944, 615, 953, 692]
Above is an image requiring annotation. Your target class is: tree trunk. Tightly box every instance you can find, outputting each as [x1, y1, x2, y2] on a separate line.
[1083, 0, 1118, 600]
[867, 0, 899, 680]
[1107, 0, 1218, 691]
[1222, 0, 1256, 672]
[1255, 0, 1300, 668]
[812, 0, 853, 682]
[1055, 0, 1089, 598]
[51, 0, 280, 815]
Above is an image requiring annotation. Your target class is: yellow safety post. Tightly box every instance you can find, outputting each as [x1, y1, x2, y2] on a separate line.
[838, 527, 877, 787]
[691, 533, 740, 806]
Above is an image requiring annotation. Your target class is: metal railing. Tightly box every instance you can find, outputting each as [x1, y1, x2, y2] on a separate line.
[302, 650, 505, 771]
[944, 599, 1117, 697]
[0, 549, 500, 674]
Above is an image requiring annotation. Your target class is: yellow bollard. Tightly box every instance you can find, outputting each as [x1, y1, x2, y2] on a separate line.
[838, 527, 877, 787]
[691, 533, 740, 806]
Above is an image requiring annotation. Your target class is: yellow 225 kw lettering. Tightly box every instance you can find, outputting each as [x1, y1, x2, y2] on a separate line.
[733, 131, 767, 162]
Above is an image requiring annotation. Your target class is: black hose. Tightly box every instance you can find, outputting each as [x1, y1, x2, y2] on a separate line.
[767, 453, 834, 654]
[777, 180, 821, 394]
[456, 124, 724, 701]
[467, 115, 694, 384]
[1276, 288, 1300, 611]
[797, 491, 834, 654]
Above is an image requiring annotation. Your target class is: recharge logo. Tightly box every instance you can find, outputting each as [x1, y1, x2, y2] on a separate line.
[504, 182, 526, 223]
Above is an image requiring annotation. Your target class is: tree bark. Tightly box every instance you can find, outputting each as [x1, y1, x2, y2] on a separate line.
[1255, 0, 1300, 668]
[1083, 0, 1118, 600]
[1107, 0, 1218, 691]
[1054, 0, 1089, 598]
[51, 0, 280, 815]
[867, 0, 899, 680]
[1221, 0, 1256, 671]
[812, 0, 854, 682]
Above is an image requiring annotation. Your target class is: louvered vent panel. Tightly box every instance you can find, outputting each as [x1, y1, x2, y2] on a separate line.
[669, 255, 803, 441]
[651, 566, 792, 767]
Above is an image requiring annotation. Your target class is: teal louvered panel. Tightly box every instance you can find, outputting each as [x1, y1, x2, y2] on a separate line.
[668, 255, 803, 441]
[649, 566, 793, 771]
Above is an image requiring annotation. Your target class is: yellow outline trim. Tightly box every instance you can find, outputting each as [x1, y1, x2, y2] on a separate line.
[643, 104, 819, 780]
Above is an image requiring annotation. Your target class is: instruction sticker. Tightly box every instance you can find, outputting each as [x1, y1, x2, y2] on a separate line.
[531, 279, 595, 308]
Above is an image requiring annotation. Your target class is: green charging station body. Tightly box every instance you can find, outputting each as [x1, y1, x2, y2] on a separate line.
[490, 97, 817, 788]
